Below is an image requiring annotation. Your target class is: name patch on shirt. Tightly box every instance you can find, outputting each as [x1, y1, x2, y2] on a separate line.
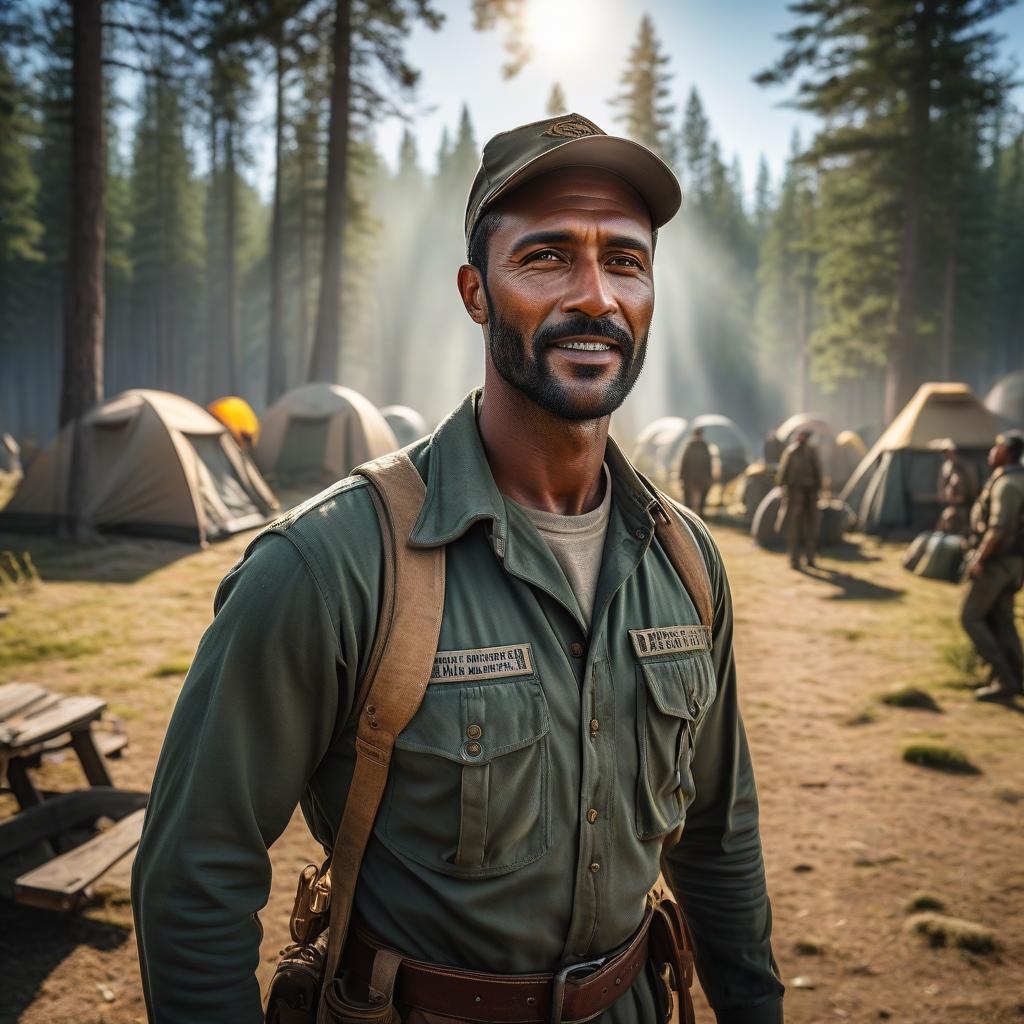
[629, 625, 711, 658]
[429, 643, 534, 683]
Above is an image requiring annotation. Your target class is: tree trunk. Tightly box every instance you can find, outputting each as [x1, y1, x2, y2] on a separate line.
[297, 116, 310, 383]
[888, 8, 934, 422]
[939, 231, 956, 381]
[224, 116, 240, 395]
[307, 0, 352, 383]
[266, 33, 287, 404]
[60, 0, 105, 428]
[796, 277, 810, 410]
[205, 97, 220, 395]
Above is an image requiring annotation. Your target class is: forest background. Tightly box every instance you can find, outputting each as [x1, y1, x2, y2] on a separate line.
[1, 0, 1022, 450]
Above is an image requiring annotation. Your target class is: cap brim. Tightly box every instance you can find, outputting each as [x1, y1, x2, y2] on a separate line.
[474, 134, 681, 237]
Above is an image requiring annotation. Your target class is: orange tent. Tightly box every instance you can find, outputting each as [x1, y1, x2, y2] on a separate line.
[208, 396, 260, 448]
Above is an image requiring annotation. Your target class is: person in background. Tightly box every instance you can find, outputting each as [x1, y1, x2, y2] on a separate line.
[963, 431, 1024, 704]
[776, 428, 822, 570]
[679, 426, 713, 518]
[936, 440, 976, 535]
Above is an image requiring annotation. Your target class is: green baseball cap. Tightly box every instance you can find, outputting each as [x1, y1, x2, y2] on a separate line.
[465, 112, 682, 247]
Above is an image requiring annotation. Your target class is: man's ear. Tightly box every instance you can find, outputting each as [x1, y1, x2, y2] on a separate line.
[458, 264, 488, 325]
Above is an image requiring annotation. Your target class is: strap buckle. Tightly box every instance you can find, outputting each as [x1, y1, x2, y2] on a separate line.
[549, 955, 608, 1024]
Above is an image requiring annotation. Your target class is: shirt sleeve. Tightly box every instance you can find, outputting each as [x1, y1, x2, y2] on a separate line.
[661, 528, 785, 1024]
[989, 476, 1022, 538]
[131, 532, 353, 1024]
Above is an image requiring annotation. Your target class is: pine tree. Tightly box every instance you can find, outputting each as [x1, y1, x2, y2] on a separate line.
[758, 0, 1015, 420]
[611, 14, 676, 164]
[546, 82, 567, 116]
[680, 88, 710, 209]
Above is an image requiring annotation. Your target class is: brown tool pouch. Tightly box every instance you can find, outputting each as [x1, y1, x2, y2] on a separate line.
[318, 949, 403, 1024]
[265, 931, 329, 1024]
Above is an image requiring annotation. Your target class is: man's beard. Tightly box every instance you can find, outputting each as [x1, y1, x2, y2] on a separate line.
[486, 305, 647, 422]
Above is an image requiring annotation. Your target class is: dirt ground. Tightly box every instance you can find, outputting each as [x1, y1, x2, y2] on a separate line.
[1, 496, 1023, 1024]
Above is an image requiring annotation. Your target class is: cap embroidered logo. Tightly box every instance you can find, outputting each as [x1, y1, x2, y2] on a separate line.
[543, 115, 606, 139]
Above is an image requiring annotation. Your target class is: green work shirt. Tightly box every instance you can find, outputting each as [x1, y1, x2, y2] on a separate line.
[776, 442, 821, 491]
[971, 464, 1024, 555]
[132, 391, 783, 1024]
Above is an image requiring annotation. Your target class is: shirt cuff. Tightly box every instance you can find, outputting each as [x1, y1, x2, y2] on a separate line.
[714, 998, 784, 1024]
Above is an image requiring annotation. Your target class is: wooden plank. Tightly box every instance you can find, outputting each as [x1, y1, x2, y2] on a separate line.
[95, 732, 128, 758]
[0, 787, 148, 859]
[0, 683, 50, 721]
[14, 807, 146, 911]
[3, 696, 106, 750]
[0, 694, 62, 746]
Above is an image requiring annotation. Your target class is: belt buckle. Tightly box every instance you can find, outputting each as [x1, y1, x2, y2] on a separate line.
[549, 955, 608, 1024]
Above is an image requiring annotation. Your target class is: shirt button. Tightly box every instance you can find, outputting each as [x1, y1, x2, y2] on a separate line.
[464, 741, 482, 758]
[466, 723, 482, 739]
[570, 642, 584, 658]
[589, 862, 601, 874]
[587, 808, 599, 824]
[634, 528, 647, 540]
[589, 718, 600, 735]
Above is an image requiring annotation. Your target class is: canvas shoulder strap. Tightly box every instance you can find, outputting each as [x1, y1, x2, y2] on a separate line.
[650, 488, 715, 635]
[318, 450, 446, 998]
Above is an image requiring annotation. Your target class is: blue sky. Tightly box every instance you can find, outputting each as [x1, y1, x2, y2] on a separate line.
[370, 0, 1024, 198]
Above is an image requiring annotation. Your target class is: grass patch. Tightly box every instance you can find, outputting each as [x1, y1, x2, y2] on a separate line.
[905, 913, 996, 954]
[152, 659, 191, 677]
[906, 892, 946, 913]
[941, 640, 979, 679]
[794, 938, 825, 956]
[0, 630, 98, 668]
[902, 742, 980, 774]
[844, 707, 877, 726]
[879, 687, 942, 712]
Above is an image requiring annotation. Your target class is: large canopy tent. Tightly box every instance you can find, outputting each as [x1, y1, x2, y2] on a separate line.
[690, 414, 751, 485]
[985, 370, 1024, 427]
[630, 417, 688, 486]
[841, 382, 999, 536]
[0, 390, 278, 543]
[256, 383, 398, 482]
[381, 405, 429, 448]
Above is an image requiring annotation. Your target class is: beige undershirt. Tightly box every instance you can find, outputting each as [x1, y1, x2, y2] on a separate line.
[515, 466, 613, 627]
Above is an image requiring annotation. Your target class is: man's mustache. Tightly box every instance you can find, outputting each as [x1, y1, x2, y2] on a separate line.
[533, 316, 635, 357]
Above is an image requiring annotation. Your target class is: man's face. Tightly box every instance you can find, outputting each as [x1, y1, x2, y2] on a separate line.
[475, 168, 654, 421]
[990, 441, 1011, 468]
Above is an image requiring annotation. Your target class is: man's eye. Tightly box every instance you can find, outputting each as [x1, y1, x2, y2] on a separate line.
[608, 255, 642, 269]
[526, 250, 563, 263]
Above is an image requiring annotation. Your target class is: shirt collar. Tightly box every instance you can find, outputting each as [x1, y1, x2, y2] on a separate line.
[408, 389, 663, 550]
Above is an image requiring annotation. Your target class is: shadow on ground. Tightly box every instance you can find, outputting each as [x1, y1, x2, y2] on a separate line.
[0, 898, 132, 1024]
[803, 565, 905, 601]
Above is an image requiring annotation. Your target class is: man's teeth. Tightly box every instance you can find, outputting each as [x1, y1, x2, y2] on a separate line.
[556, 341, 612, 351]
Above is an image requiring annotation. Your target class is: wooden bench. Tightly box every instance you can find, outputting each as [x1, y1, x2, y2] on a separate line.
[0, 682, 147, 911]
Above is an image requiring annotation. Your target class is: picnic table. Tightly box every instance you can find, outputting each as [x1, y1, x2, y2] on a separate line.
[0, 681, 148, 910]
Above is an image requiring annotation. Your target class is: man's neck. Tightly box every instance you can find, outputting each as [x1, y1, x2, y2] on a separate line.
[477, 382, 609, 516]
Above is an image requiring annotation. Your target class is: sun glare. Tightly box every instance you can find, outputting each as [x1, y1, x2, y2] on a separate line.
[524, 0, 599, 64]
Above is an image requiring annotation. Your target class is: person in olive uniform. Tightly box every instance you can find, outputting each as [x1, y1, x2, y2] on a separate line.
[963, 431, 1024, 704]
[133, 114, 783, 1024]
[679, 427, 713, 517]
[936, 441, 976, 535]
[776, 428, 823, 569]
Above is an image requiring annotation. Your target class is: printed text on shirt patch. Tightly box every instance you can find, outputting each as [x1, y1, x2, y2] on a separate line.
[429, 643, 534, 683]
[629, 625, 711, 658]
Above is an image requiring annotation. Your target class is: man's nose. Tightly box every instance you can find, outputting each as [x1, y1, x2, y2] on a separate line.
[560, 257, 617, 320]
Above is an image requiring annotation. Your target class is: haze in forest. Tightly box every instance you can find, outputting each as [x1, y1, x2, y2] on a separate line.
[1, 0, 1022, 451]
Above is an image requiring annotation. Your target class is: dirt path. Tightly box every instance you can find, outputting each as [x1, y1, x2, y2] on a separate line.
[1, 519, 1021, 1024]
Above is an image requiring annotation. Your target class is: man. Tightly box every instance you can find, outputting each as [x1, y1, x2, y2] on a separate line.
[936, 440, 975, 535]
[776, 428, 822, 570]
[133, 113, 783, 1023]
[679, 427, 713, 518]
[962, 431, 1024, 704]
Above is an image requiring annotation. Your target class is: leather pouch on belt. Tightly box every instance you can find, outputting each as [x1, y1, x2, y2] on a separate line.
[318, 951, 403, 1024]
[650, 897, 696, 1024]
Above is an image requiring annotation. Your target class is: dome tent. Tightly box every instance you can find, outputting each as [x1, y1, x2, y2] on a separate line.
[0, 390, 278, 543]
[690, 414, 750, 485]
[985, 370, 1024, 427]
[381, 405, 429, 447]
[841, 382, 998, 537]
[631, 417, 688, 486]
[256, 383, 398, 482]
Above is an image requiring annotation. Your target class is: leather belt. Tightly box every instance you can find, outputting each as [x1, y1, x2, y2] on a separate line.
[342, 906, 655, 1023]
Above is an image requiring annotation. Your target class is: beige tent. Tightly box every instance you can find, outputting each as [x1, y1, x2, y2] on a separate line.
[0, 390, 278, 543]
[631, 417, 688, 485]
[381, 405, 429, 447]
[841, 383, 998, 536]
[256, 383, 398, 482]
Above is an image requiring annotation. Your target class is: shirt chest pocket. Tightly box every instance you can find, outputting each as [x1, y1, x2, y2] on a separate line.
[635, 651, 717, 840]
[378, 677, 552, 878]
